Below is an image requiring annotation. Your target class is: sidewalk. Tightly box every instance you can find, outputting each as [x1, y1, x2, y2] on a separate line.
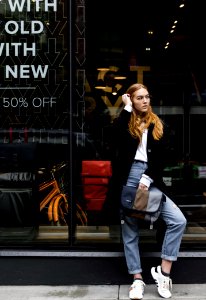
[0, 284, 205, 300]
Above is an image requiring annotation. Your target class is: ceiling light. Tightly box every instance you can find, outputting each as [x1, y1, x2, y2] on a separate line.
[97, 67, 110, 71]
[114, 76, 127, 80]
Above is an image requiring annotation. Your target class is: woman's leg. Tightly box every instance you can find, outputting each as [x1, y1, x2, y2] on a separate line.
[151, 194, 187, 298]
[121, 160, 148, 278]
[161, 259, 172, 274]
[121, 215, 142, 276]
[160, 196, 187, 263]
[121, 215, 145, 300]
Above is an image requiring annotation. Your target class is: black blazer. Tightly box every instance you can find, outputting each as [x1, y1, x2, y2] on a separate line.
[103, 108, 173, 224]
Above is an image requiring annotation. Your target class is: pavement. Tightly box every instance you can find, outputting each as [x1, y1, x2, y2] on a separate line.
[0, 284, 205, 300]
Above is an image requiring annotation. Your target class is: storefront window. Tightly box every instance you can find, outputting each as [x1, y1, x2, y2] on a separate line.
[72, 0, 206, 249]
[0, 0, 206, 251]
[0, 0, 70, 246]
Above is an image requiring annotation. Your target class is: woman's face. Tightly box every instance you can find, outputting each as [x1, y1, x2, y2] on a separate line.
[131, 87, 150, 113]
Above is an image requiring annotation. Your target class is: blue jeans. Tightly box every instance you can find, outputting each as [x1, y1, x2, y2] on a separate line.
[121, 160, 187, 275]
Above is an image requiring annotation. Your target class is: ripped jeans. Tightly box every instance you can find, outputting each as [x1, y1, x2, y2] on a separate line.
[121, 160, 187, 275]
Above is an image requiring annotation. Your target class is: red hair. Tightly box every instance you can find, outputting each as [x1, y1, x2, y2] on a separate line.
[126, 83, 164, 141]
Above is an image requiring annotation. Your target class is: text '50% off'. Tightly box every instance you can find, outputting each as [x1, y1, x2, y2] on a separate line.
[1, 97, 57, 108]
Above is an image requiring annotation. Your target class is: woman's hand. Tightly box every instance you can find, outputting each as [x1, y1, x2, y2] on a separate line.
[138, 183, 148, 190]
[122, 94, 132, 106]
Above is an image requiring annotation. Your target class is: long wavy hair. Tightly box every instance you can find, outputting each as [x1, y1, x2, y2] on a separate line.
[126, 83, 164, 141]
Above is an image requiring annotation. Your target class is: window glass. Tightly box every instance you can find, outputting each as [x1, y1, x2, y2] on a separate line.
[1, 0, 206, 250]
[73, 0, 206, 248]
[0, 0, 70, 246]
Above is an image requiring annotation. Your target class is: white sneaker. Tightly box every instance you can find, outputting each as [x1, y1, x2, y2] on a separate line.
[151, 265, 172, 298]
[129, 279, 145, 299]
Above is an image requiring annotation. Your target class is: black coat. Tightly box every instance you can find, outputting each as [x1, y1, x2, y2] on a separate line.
[102, 108, 173, 224]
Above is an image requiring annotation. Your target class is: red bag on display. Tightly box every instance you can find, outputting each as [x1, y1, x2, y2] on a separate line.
[81, 161, 112, 211]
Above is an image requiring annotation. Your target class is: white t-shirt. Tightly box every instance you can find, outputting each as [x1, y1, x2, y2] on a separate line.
[134, 129, 148, 162]
[124, 105, 153, 187]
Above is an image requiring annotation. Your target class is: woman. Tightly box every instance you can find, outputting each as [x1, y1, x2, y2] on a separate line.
[108, 83, 187, 299]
